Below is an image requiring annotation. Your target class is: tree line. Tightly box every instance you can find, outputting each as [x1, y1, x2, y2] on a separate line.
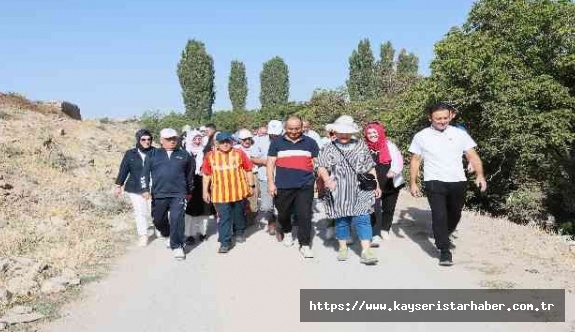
[143, 0, 575, 236]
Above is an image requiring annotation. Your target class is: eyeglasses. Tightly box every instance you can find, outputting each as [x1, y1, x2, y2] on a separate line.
[140, 138, 151, 142]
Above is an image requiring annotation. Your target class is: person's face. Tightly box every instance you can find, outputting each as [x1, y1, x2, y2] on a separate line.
[285, 119, 303, 140]
[206, 128, 216, 137]
[366, 128, 379, 143]
[259, 127, 268, 136]
[139, 136, 152, 149]
[302, 121, 310, 133]
[336, 133, 352, 144]
[161, 136, 178, 150]
[192, 135, 202, 146]
[429, 109, 451, 131]
[218, 140, 233, 152]
[449, 110, 457, 121]
[241, 138, 252, 148]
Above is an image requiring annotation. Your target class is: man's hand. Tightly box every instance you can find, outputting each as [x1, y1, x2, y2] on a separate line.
[475, 176, 487, 192]
[247, 187, 254, 197]
[410, 184, 422, 197]
[142, 192, 151, 200]
[203, 192, 211, 203]
[114, 186, 123, 198]
[268, 182, 277, 197]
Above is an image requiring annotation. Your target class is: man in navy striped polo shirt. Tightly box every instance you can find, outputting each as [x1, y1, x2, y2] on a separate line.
[267, 116, 319, 258]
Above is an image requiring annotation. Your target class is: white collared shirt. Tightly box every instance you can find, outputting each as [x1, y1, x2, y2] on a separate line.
[408, 125, 476, 182]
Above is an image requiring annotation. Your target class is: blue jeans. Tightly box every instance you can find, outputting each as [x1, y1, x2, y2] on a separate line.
[335, 214, 372, 241]
[214, 201, 246, 246]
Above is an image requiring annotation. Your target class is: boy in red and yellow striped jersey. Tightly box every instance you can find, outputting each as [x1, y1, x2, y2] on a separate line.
[202, 132, 255, 253]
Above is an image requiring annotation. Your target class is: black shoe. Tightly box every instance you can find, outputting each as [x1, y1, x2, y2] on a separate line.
[185, 236, 196, 245]
[218, 245, 231, 254]
[235, 235, 246, 243]
[439, 250, 453, 266]
[449, 239, 456, 250]
[198, 234, 207, 242]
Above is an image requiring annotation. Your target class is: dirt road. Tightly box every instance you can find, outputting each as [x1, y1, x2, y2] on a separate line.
[43, 192, 575, 332]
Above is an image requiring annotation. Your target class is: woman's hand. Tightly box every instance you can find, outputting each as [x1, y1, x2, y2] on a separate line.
[203, 192, 211, 203]
[325, 178, 337, 191]
[386, 171, 396, 179]
[374, 187, 382, 198]
[114, 186, 123, 198]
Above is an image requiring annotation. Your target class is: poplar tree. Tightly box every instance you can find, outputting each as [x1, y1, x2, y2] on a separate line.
[177, 39, 215, 121]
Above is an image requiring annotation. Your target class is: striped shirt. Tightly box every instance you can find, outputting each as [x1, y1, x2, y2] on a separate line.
[268, 135, 319, 189]
[202, 149, 253, 203]
[316, 140, 376, 218]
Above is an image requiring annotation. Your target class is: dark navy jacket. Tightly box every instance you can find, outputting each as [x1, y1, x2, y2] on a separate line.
[141, 148, 195, 198]
[115, 147, 156, 194]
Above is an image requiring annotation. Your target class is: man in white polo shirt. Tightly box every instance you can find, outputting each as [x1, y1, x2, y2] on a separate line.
[409, 102, 487, 266]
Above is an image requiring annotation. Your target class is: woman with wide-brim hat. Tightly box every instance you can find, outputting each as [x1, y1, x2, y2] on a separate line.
[316, 116, 381, 265]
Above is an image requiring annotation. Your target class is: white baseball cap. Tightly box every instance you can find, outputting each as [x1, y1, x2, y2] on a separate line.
[267, 120, 283, 136]
[160, 128, 178, 138]
[238, 129, 253, 140]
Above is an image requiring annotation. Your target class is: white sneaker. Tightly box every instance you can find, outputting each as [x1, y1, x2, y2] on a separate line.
[283, 233, 293, 247]
[155, 229, 162, 238]
[164, 237, 171, 249]
[137, 236, 149, 247]
[381, 231, 390, 241]
[172, 248, 185, 260]
[299, 245, 314, 258]
[370, 235, 382, 248]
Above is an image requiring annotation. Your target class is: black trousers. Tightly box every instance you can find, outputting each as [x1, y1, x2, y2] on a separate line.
[424, 181, 466, 251]
[151, 196, 186, 249]
[274, 186, 314, 246]
[371, 189, 401, 236]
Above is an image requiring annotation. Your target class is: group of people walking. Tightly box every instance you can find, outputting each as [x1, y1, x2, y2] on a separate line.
[114, 102, 487, 266]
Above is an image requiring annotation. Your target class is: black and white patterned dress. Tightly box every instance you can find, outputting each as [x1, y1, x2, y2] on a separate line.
[317, 140, 376, 219]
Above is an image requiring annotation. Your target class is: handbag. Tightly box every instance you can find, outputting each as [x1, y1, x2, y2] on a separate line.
[332, 142, 378, 191]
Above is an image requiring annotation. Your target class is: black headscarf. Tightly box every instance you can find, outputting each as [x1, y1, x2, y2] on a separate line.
[135, 129, 153, 152]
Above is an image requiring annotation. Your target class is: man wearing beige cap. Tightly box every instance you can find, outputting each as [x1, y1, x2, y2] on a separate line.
[141, 128, 196, 260]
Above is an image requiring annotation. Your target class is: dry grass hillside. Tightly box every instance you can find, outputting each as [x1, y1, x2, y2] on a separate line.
[0, 94, 138, 326]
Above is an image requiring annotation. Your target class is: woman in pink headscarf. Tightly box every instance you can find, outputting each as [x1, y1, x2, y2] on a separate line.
[364, 121, 405, 247]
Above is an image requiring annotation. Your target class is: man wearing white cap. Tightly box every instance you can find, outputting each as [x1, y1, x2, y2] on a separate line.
[141, 128, 196, 260]
[251, 120, 283, 235]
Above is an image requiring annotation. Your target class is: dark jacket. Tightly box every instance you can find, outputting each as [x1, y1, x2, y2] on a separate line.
[141, 148, 195, 198]
[115, 147, 156, 194]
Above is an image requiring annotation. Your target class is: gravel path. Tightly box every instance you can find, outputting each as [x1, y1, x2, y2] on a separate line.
[43, 192, 575, 332]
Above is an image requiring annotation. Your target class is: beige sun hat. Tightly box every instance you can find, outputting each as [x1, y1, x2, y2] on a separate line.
[328, 115, 359, 134]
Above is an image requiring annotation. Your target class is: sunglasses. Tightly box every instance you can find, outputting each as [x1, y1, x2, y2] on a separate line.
[163, 137, 178, 141]
[140, 138, 152, 142]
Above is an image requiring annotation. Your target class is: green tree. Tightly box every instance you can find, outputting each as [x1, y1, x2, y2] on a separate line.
[177, 39, 215, 122]
[228, 60, 248, 111]
[396, 49, 419, 76]
[377, 41, 396, 96]
[347, 39, 377, 102]
[297, 88, 349, 128]
[429, 0, 575, 229]
[259, 56, 289, 110]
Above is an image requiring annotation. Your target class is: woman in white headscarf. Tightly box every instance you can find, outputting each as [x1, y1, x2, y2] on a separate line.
[184, 130, 208, 243]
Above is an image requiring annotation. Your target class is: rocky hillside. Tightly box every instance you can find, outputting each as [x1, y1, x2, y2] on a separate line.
[0, 94, 138, 328]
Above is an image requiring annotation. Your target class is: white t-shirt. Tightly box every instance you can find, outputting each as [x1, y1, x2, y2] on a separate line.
[408, 125, 476, 182]
[252, 135, 272, 181]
